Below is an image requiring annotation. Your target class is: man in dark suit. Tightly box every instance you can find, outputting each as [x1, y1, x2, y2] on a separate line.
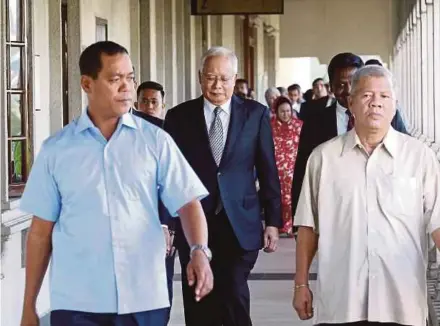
[292, 53, 408, 218]
[164, 46, 282, 326]
[132, 81, 176, 324]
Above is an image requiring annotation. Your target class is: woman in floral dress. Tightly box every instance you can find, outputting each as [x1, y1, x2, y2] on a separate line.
[271, 96, 303, 237]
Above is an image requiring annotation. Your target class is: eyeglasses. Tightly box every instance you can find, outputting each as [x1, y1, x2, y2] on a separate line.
[202, 74, 235, 85]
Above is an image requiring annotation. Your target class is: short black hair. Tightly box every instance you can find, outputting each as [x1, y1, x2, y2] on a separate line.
[312, 78, 324, 87]
[235, 78, 248, 85]
[365, 59, 383, 66]
[327, 52, 364, 84]
[287, 84, 301, 92]
[79, 41, 129, 79]
[136, 81, 165, 99]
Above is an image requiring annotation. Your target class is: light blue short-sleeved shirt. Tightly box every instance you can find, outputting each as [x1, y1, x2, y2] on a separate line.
[20, 110, 208, 314]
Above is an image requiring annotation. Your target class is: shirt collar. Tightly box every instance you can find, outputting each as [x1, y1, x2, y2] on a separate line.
[204, 98, 232, 115]
[336, 101, 348, 114]
[341, 127, 397, 158]
[75, 108, 138, 134]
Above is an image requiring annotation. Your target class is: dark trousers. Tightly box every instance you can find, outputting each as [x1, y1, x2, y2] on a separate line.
[50, 308, 168, 326]
[176, 211, 259, 326]
[164, 249, 176, 323]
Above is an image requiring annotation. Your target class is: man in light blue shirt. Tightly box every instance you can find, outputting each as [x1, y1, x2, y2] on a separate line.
[20, 41, 213, 326]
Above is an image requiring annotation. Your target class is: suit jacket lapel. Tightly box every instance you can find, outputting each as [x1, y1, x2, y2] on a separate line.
[193, 96, 215, 162]
[220, 95, 246, 168]
[327, 102, 338, 138]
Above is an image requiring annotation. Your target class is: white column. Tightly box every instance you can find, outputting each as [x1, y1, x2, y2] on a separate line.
[67, 0, 82, 121]
[164, 0, 177, 107]
[129, 0, 140, 81]
[434, 0, 440, 142]
[183, 0, 198, 100]
[174, 0, 186, 104]
[48, 0, 63, 134]
[139, 0, 156, 81]
[154, 0, 165, 85]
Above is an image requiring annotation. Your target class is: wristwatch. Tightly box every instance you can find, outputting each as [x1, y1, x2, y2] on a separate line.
[190, 244, 212, 262]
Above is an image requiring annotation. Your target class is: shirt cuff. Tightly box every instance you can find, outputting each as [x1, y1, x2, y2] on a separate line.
[161, 224, 168, 229]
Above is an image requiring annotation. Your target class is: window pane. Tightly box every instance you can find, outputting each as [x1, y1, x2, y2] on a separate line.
[9, 46, 22, 89]
[9, 140, 25, 184]
[96, 24, 107, 42]
[8, 0, 22, 42]
[8, 94, 23, 136]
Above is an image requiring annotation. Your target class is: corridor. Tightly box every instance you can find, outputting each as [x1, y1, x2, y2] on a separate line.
[169, 238, 318, 326]
[2, 0, 440, 325]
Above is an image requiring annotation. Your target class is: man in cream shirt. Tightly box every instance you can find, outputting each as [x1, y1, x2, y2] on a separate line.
[293, 65, 440, 325]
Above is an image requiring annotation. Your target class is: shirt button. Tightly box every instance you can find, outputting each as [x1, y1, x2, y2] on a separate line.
[218, 172, 222, 176]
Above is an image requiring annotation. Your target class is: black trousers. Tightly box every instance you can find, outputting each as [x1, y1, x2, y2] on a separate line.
[176, 211, 259, 326]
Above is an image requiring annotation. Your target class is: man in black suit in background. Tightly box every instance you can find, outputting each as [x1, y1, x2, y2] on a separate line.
[164, 46, 282, 326]
[292, 53, 408, 218]
[132, 81, 176, 324]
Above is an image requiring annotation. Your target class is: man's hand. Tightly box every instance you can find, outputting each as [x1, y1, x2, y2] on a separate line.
[263, 226, 279, 253]
[21, 307, 39, 326]
[186, 250, 214, 302]
[293, 286, 314, 320]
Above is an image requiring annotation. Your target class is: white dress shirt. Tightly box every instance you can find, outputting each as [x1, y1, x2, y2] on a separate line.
[204, 98, 231, 151]
[294, 128, 440, 325]
[336, 101, 350, 135]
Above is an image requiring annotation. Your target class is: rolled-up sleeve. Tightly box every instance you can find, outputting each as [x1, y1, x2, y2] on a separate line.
[20, 143, 61, 222]
[424, 147, 440, 235]
[157, 133, 209, 217]
[293, 149, 321, 233]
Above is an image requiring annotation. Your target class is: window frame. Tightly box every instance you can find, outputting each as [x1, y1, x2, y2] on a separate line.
[95, 17, 108, 42]
[3, 0, 33, 201]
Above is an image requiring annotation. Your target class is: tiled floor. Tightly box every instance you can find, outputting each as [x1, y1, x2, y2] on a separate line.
[169, 238, 318, 325]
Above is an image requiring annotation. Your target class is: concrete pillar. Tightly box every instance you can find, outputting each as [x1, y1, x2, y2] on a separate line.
[139, 0, 156, 81]
[425, 1, 435, 141]
[164, 0, 177, 107]
[183, 0, 198, 100]
[129, 0, 140, 81]
[221, 16, 235, 50]
[154, 0, 165, 85]
[175, 0, 186, 104]
[48, 0, 63, 134]
[420, 0, 431, 139]
[434, 0, 440, 142]
[234, 16, 245, 78]
[66, 0, 82, 121]
[253, 18, 266, 104]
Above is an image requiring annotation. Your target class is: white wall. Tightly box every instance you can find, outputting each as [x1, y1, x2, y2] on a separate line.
[280, 0, 394, 65]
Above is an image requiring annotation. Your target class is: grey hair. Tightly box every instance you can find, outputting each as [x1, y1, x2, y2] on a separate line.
[199, 46, 238, 75]
[265, 87, 281, 100]
[350, 65, 397, 97]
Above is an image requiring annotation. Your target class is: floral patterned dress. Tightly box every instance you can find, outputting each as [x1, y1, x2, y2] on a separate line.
[271, 117, 303, 235]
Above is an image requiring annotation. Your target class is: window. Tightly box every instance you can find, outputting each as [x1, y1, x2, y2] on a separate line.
[5, 0, 32, 198]
[96, 17, 108, 42]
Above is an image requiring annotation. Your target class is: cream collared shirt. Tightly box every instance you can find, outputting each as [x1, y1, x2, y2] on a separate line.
[295, 128, 440, 325]
[203, 98, 231, 151]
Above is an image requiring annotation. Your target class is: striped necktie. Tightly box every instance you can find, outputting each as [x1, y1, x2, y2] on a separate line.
[346, 110, 355, 131]
[209, 107, 224, 166]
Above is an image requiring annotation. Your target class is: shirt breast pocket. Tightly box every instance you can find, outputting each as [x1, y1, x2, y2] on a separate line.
[377, 176, 421, 219]
[119, 159, 156, 201]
